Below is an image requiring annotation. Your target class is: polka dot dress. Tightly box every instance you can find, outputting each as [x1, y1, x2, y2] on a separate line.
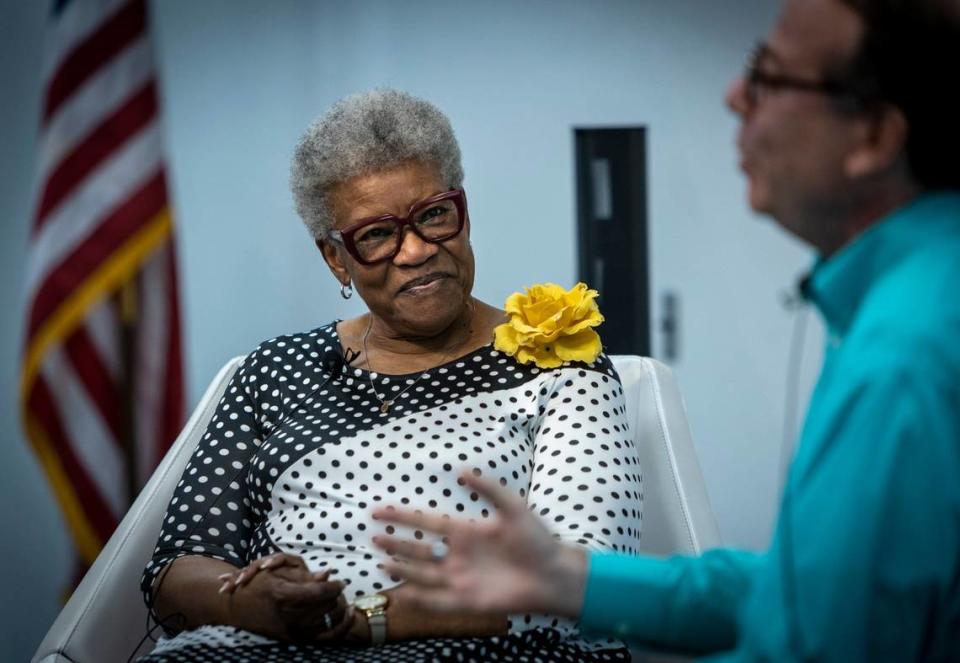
[139, 323, 643, 662]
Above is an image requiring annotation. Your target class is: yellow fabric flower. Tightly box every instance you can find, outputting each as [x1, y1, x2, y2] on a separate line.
[493, 282, 604, 369]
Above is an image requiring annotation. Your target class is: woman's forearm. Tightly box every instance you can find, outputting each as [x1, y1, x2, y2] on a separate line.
[388, 606, 508, 640]
[151, 555, 238, 631]
[374, 587, 508, 641]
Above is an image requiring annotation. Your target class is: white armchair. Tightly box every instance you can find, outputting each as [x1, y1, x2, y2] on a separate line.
[33, 355, 719, 662]
[613, 356, 721, 557]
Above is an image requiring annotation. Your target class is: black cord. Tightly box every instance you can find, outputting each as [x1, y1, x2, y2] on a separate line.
[128, 608, 187, 663]
[47, 651, 81, 663]
[778, 276, 812, 658]
[779, 303, 809, 488]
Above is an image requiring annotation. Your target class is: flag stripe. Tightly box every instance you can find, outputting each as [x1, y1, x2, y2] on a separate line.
[42, 347, 126, 516]
[83, 297, 122, 380]
[21, 206, 173, 409]
[26, 411, 103, 564]
[27, 376, 117, 546]
[42, 0, 129, 81]
[35, 80, 157, 228]
[39, 36, 154, 183]
[43, 0, 146, 124]
[29, 169, 167, 337]
[64, 324, 123, 443]
[27, 124, 163, 297]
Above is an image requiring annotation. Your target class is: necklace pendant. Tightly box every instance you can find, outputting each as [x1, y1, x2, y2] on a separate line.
[379, 400, 393, 414]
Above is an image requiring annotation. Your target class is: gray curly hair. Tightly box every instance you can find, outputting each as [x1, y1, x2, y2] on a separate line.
[290, 89, 465, 238]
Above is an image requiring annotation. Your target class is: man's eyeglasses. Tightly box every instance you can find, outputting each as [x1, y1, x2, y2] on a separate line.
[326, 189, 467, 266]
[744, 42, 860, 107]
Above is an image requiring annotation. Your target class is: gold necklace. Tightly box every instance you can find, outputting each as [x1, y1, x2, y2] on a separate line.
[360, 317, 464, 416]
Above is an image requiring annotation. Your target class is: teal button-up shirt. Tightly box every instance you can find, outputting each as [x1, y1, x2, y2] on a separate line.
[580, 193, 960, 661]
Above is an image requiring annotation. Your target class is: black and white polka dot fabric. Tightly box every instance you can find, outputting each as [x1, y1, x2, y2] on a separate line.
[140, 323, 643, 662]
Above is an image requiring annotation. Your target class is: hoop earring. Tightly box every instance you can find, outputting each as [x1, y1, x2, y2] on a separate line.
[340, 282, 353, 300]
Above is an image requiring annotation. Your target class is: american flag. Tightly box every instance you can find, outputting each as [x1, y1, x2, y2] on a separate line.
[20, 0, 184, 569]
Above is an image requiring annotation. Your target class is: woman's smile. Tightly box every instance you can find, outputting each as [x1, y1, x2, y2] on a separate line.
[398, 272, 450, 296]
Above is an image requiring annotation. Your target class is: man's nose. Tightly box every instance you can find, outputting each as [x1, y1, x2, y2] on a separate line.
[726, 75, 750, 116]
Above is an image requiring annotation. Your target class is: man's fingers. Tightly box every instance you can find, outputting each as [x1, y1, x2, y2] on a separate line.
[372, 506, 451, 535]
[372, 535, 437, 561]
[459, 471, 524, 517]
[372, 472, 525, 533]
[380, 558, 447, 588]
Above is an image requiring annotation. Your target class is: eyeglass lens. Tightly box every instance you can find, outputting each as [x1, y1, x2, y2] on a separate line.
[352, 198, 462, 262]
[745, 44, 766, 103]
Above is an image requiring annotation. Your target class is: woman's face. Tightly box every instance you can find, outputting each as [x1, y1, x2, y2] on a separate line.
[319, 160, 475, 339]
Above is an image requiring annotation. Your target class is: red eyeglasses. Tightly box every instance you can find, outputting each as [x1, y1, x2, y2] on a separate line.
[326, 189, 467, 265]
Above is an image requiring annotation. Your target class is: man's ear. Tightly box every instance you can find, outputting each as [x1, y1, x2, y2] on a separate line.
[316, 238, 351, 286]
[845, 104, 909, 179]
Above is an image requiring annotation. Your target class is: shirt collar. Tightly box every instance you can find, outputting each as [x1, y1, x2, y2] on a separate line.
[805, 191, 960, 338]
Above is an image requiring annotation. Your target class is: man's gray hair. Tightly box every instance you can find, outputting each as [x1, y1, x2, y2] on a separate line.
[291, 89, 464, 238]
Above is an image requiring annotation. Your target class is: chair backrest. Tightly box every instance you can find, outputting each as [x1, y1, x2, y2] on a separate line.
[610, 355, 721, 556]
[33, 354, 719, 662]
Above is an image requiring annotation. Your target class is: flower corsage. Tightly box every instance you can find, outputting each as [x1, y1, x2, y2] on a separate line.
[493, 282, 604, 369]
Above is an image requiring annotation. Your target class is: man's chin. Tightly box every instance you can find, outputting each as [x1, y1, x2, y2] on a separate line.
[746, 184, 772, 217]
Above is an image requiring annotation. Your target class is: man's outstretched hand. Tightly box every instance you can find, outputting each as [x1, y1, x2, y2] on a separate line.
[372, 471, 588, 619]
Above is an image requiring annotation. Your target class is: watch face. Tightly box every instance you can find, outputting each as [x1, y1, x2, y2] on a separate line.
[353, 594, 388, 611]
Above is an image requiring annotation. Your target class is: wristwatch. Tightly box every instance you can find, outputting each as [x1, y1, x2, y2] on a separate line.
[352, 593, 389, 645]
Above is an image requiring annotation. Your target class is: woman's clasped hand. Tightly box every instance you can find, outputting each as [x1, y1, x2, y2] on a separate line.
[214, 553, 354, 643]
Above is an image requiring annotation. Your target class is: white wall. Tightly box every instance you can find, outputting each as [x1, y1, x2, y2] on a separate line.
[0, 1, 825, 659]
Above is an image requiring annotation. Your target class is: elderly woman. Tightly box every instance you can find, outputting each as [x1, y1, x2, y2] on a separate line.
[140, 89, 643, 662]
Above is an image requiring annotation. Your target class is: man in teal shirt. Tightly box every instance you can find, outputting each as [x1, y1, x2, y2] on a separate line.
[371, 0, 960, 659]
[578, 192, 960, 660]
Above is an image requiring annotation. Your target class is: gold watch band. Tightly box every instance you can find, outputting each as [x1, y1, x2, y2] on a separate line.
[352, 594, 389, 646]
[366, 608, 387, 645]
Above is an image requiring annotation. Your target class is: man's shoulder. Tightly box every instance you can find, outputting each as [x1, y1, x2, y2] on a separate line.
[851, 236, 960, 376]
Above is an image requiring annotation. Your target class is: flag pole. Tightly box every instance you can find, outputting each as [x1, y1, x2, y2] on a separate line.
[119, 278, 138, 506]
